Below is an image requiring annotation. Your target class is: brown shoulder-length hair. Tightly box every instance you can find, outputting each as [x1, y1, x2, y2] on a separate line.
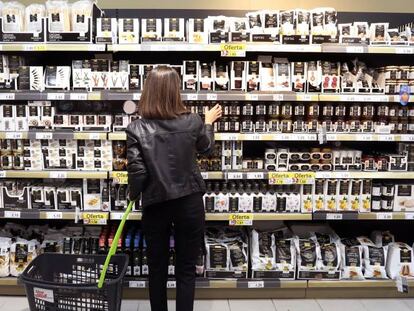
[139, 65, 188, 119]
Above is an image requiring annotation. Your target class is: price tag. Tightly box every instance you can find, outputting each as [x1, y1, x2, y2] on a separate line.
[5, 132, 23, 139]
[112, 171, 128, 184]
[379, 136, 394, 142]
[4, 211, 21, 218]
[133, 93, 141, 100]
[273, 94, 284, 101]
[224, 134, 239, 141]
[129, 281, 146, 288]
[248, 281, 264, 288]
[111, 213, 124, 220]
[280, 134, 291, 141]
[187, 94, 198, 101]
[47, 93, 65, 100]
[35, 132, 53, 140]
[406, 135, 414, 142]
[326, 134, 338, 140]
[201, 172, 209, 179]
[361, 134, 373, 141]
[88, 92, 101, 100]
[46, 212, 63, 219]
[335, 172, 351, 178]
[268, 172, 315, 185]
[207, 94, 218, 101]
[70, 93, 87, 100]
[0, 93, 15, 100]
[318, 172, 331, 179]
[362, 96, 373, 102]
[377, 213, 393, 220]
[220, 43, 246, 57]
[397, 276, 409, 293]
[167, 281, 176, 288]
[245, 94, 259, 101]
[346, 46, 364, 53]
[246, 172, 265, 179]
[49, 172, 67, 179]
[396, 47, 413, 54]
[299, 95, 312, 101]
[378, 95, 389, 102]
[250, 134, 261, 141]
[326, 213, 343, 220]
[0, 171, 6, 178]
[342, 95, 355, 101]
[229, 213, 254, 226]
[404, 213, 414, 220]
[23, 44, 46, 51]
[88, 133, 101, 140]
[227, 172, 243, 179]
[83, 212, 108, 225]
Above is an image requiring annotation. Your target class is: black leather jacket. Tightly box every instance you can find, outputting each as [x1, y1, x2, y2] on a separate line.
[126, 113, 214, 207]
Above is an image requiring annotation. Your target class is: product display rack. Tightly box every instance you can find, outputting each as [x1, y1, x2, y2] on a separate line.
[0, 6, 413, 301]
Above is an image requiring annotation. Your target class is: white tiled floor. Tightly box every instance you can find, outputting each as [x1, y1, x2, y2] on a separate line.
[0, 297, 413, 311]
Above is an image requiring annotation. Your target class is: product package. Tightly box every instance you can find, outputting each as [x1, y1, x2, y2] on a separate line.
[229, 17, 250, 42]
[260, 62, 276, 91]
[10, 239, 38, 277]
[275, 61, 291, 91]
[199, 62, 214, 91]
[246, 61, 260, 91]
[291, 62, 307, 92]
[358, 236, 388, 279]
[46, 0, 70, 32]
[83, 179, 110, 211]
[295, 238, 320, 277]
[70, 0, 93, 33]
[295, 9, 310, 36]
[261, 10, 279, 41]
[118, 18, 139, 44]
[2, 1, 25, 32]
[340, 237, 364, 280]
[206, 15, 229, 43]
[230, 61, 246, 91]
[44, 66, 70, 90]
[306, 61, 322, 92]
[25, 4, 45, 33]
[183, 60, 199, 91]
[214, 62, 229, 91]
[386, 242, 414, 279]
[0, 237, 11, 277]
[370, 23, 389, 44]
[141, 18, 162, 41]
[371, 231, 395, 247]
[187, 18, 208, 43]
[394, 184, 414, 211]
[163, 18, 185, 41]
[96, 18, 118, 43]
[279, 10, 295, 36]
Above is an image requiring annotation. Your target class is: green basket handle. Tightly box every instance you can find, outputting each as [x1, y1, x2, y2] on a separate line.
[98, 200, 135, 289]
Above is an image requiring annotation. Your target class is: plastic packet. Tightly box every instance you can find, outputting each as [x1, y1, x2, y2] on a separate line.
[71, 0, 93, 33]
[46, 0, 70, 32]
[25, 3, 45, 32]
[2, 1, 25, 32]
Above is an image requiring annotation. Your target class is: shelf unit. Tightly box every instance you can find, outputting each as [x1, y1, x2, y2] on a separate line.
[0, 20, 413, 301]
[1, 277, 413, 299]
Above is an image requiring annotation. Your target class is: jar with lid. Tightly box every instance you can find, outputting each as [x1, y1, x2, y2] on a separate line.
[389, 116, 399, 134]
[241, 116, 254, 132]
[361, 104, 375, 132]
[279, 118, 293, 133]
[255, 116, 267, 132]
[321, 117, 334, 132]
[268, 102, 280, 118]
[349, 103, 362, 118]
[334, 118, 347, 132]
[293, 118, 306, 132]
[215, 116, 229, 132]
[294, 103, 306, 118]
[307, 102, 320, 117]
[400, 66, 410, 80]
[409, 80, 414, 94]
[228, 102, 240, 116]
[335, 103, 347, 118]
[281, 103, 293, 118]
[385, 80, 397, 94]
[255, 102, 266, 116]
[267, 118, 279, 132]
[385, 66, 399, 80]
[376, 104, 389, 125]
[322, 103, 334, 118]
[398, 80, 409, 93]
[398, 117, 409, 134]
[228, 117, 240, 132]
[307, 118, 319, 133]
[242, 102, 254, 116]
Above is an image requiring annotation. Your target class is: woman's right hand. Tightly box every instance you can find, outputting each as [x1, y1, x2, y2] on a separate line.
[205, 104, 222, 125]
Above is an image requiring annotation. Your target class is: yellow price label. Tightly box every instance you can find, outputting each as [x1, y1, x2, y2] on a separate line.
[83, 212, 108, 225]
[268, 172, 315, 185]
[112, 171, 128, 184]
[220, 43, 246, 57]
[87, 92, 102, 100]
[228, 213, 254, 226]
[34, 44, 46, 51]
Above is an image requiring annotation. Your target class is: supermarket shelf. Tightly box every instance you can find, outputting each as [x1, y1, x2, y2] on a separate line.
[215, 133, 318, 141]
[0, 131, 107, 140]
[0, 170, 107, 179]
[308, 279, 414, 288]
[314, 212, 414, 220]
[0, 91, 410, 102]
[326, 133, 414, 142]
[108, 43, 322, 53]
[205, 213, 312, 221]
[0, 43, 106, 52]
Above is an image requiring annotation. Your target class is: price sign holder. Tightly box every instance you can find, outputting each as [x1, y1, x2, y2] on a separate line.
[228, 213, 254, 226]
[268, 172, 315, 185]
[82, 212, 109, 225]
[220, 43, 246, 57]
[112, 171, 128, 184]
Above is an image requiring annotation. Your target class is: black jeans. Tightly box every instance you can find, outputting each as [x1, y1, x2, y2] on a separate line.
[142, 192, 205, 311]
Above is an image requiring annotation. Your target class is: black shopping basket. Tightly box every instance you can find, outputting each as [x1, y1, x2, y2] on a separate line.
[20, 253, 128, 311]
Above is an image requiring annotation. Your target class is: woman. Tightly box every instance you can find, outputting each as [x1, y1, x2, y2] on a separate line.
[127, 65, 222, 311]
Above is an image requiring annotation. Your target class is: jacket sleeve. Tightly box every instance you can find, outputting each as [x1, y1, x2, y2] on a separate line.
[126, 124, 148, 202]
[195, 114, 215, 155]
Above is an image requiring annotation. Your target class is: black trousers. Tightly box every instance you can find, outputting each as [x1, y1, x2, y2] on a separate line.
[142, 192, 205, 311]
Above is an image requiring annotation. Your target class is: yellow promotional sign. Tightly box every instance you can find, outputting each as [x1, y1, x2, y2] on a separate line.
[83, 212, 109, 225]
[228, 213, 254, 226]
[112, 171, 128, 184]
[220, 43, 246, 57]
[268, 172, 315, 185]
